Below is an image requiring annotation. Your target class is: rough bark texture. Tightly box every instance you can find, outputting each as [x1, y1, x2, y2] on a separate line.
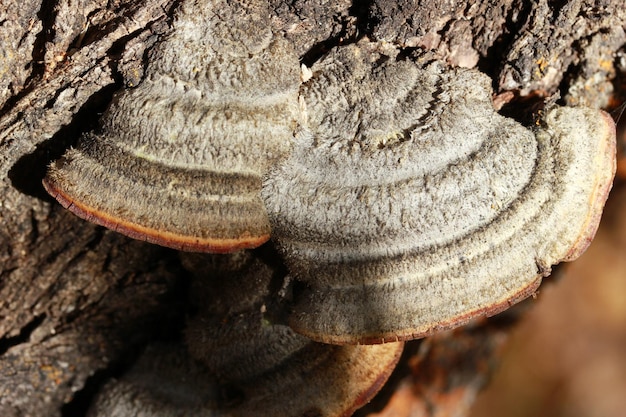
[0, 1, 624, 416]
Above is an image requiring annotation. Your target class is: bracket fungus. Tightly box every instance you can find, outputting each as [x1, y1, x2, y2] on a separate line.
[262, 42, 617, 344]
[89, 251, 403, 417]
[43, 0, 617, 349]
[43, 0, 300, 253]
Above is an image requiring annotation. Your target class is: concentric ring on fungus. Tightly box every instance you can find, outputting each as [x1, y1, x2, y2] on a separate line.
[43, 0, 300, 253]
[262, 41, 617, 345]
[43, 0, 616, 348]
[88, 251, 403, 417]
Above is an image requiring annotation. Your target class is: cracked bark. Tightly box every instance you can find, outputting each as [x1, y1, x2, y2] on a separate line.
[0, 1, 624, 416]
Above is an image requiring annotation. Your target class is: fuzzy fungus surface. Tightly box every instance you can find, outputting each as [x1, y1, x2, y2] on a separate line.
[262, 42, 617, 344]
[44, 0, 301, 253]
[43, 0, 617, 347]
[89, 251, 403, 417]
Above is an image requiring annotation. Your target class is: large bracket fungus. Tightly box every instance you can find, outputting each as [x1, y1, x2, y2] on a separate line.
[88, 251, 403, 417]
[263, 42, 616, 344]
[43, 0, 616, 349]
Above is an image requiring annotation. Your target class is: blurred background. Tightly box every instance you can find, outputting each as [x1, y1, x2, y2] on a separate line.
[362, 117, 626, 417]
[471, 158, 626, 416]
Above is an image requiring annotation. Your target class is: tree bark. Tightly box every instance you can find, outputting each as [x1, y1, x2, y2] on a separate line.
[0, 1, 624, 416]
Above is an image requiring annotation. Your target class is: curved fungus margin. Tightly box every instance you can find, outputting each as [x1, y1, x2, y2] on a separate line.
[43, 0, 617, 347]
[88, 251, 403, 417]
[262, 42, 617, 345]
[44, 0, 300, 253]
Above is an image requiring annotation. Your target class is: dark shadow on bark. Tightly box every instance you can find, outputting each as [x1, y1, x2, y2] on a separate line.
[476, 0, 533, 80]
[61, 250, 191, 417]
[0, 315, 46, 356]
[7, 83, 118, 200]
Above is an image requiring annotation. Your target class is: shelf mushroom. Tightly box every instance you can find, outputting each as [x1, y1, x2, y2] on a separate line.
[43, 0, 616, 348]
[262, 42, 617, 344]
[43, 0, 300, 253]
[88, 251, 403, 417]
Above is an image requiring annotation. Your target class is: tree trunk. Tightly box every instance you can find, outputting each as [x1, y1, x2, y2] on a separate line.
[0, 1, 624, 416]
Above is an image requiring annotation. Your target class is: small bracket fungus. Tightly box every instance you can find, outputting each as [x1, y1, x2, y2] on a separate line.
[262, 42, 617, 344]
[43, 0, 300, 253]
[88, 251, 403, 417]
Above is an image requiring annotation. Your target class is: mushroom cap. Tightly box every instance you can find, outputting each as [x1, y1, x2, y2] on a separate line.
[88, 250, 403, 417]
[88, 341, 403, 417]
[43, 0, 300, 253]
[262, 42, 617, 344]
